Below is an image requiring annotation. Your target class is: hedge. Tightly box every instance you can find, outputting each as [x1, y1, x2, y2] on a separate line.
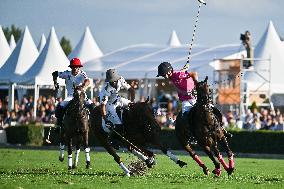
[5, 124, 43, 146]
[4, 125, 284, 154]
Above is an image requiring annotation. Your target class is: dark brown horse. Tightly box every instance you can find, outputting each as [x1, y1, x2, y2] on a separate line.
[175, 76, 235, 177]
[59, 86, 90, 170]
[90, 99, 187, 176]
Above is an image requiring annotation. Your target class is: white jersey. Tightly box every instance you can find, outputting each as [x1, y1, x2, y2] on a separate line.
[100, 76, 131, 105]
[58, 70, 89, 97]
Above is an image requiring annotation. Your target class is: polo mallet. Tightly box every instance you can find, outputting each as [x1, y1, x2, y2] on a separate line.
[45, 127, 52, 144]
[111, 129, 148, 157]
[183, 0, 206, 70]
[45, 82, 60, 144]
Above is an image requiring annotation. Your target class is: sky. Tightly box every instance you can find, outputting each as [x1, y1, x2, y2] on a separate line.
[0, 0, 283, 53]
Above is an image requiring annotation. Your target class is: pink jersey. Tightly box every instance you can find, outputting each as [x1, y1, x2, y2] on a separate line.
[169, 71, 196, 101]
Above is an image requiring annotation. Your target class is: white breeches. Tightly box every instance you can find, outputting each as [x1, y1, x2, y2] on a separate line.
[181, 99, 196, 114]
[102, 97, 131, 132]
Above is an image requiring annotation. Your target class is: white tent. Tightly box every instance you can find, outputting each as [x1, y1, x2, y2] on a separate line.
[83, 43, 242, 82]
[37, 34, 46, 53]
[12, 27, 69, 117]
[14, 27, 69, 85]
[0, 25, 11, 68]
[167, 30, 181, 47]
[244, 21, 284, 94]
[9, 34, 16, 51]
[0, 26, 39, 83]
[68, 26, 103, 63]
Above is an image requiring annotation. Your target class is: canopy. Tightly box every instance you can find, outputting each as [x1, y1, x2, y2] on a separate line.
[68, 26, 103, 64]
[13, 27, 69, 85]
[0, 26, 38, 83]
[83, 43, 242, 82]
[0, 25, 11, 68]
[9, 34, 16, 51]
[244, 21, 284, 94]
[37, 34, 46, 53]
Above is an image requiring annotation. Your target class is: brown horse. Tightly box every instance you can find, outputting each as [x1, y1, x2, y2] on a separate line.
[175, 76, 235, 177]
[59, 86, 90, 170]
[90, 99, 187, 176]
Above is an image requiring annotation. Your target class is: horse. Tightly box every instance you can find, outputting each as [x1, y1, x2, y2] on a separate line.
[175, 76, 235, 177]
[58, 86, 91, 170]
[90, 98, 187, 176]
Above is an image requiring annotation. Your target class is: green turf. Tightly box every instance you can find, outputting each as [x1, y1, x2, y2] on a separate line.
[0, 148, 283, 189]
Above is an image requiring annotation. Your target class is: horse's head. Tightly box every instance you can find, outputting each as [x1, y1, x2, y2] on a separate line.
[195, 76, 211, 105]
[72, 84, 86, 106]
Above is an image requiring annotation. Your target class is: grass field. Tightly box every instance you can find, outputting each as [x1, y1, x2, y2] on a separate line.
[0, 148, 283, 189]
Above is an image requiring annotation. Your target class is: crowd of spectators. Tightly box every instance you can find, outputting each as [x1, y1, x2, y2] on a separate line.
[224, 107, 284, 131]
[0, 93, 283, 132]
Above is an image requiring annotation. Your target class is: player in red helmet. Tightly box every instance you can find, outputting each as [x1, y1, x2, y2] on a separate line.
[52, 58, 93, 132]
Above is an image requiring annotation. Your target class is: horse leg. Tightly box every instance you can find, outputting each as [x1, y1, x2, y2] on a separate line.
[176, 132, 208, 174]
[220, 136, 235, 175]
[212, 143, 229, 172]
[73, 139, 80, 169]
[203, 145, 221, 177]
[59, 129, 65, 162]
[128, 146, 156, 168]
[67, 138, 73, 170]
[97, 133, 131, 176]
[184, 144, 209, 175]
[83, 131, 91, 169]
[160, 145, 187, 168]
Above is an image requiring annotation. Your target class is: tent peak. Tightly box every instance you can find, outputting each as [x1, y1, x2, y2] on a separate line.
[167, 30, 181, 47]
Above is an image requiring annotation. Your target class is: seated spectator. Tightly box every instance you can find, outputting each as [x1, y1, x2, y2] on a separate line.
[250, 116, 261, 130]
[243, 116, 252, 130]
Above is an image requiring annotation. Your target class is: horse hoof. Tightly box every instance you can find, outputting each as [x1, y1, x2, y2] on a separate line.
[177, 160, 187, 168]
[68, 166, 72, 170]
[212, 168, 222, 177]
[72, 165, 77, 169]
[202, 167, 210, 175]
[226, 167, 234, 175]
[145, 158, 155, 168]
[59, 157, 64, 162]
[125, 172, 131, 177]
[86, 161, 91, 169]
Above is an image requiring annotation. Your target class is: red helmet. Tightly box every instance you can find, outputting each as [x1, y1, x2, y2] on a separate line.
[69, 58, 83, 68]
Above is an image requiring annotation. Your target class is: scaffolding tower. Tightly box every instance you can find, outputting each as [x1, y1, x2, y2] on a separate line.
[213, 57, 271, 116]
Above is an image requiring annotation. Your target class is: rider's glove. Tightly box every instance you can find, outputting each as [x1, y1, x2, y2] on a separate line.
[52, 71, 58, 78]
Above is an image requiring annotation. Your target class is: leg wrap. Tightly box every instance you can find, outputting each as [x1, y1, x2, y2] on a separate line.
[166, 151, 179, 163]
[132, 149, 147, 161]
[193, 154, 204, 167]
[85, 147, 91, 162]
[229, 154, 235, 169]
[68, 154, 72, 167]
[217, 154, 229, 170]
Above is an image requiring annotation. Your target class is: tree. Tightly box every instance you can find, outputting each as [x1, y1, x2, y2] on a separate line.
[250, 101, 258, 112]
[60, 37, 72, 56]
[3, 25, 22, 43]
